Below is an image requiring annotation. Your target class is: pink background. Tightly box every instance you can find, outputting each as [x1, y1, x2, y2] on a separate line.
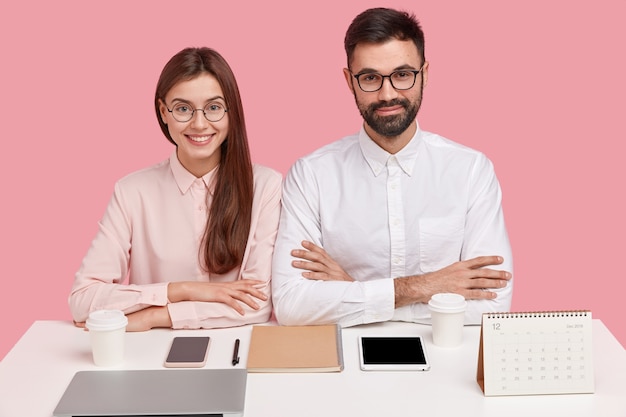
[1, 1, 624, 360]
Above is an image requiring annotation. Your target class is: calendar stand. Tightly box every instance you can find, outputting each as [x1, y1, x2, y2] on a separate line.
[477, 311, 594, 396]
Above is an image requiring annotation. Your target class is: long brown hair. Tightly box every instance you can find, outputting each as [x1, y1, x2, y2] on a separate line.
[154, 47, 253, 274]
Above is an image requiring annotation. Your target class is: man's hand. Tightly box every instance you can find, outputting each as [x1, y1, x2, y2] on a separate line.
[394, 256, 511, 308]
[291, 240, 354, 282]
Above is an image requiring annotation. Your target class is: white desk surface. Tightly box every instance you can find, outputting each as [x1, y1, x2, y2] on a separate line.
[0, 319, 624, 417]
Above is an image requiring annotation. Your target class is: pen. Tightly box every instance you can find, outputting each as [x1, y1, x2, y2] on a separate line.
[232, 339, 240, 366]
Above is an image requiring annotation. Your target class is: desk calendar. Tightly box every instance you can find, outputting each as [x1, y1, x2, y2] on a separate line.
[476, 311, 594, 396]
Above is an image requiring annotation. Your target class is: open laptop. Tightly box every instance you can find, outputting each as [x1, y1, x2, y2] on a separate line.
[53, 369, 247, 417]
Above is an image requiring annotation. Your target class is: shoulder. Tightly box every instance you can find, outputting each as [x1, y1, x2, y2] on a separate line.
[252, 164, 283, 190]
[420, 130, 481, 155]
[420, 130, 492, 166]
[113, 158, 171, 193]
[300, 134, 360, 164]
[117, 158, 169, 183]
[288, 133, 360, 176]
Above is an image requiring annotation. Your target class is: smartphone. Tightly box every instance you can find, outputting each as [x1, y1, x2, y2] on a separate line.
[164, 336, 210, 368]
[358, 335, 430, 371]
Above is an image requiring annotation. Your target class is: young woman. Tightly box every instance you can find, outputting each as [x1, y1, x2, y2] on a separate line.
[69, 47, 282, 331]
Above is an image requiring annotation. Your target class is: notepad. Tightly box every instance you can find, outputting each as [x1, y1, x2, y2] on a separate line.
[246, 324, 344, 372]
[477, 310, 594, 396]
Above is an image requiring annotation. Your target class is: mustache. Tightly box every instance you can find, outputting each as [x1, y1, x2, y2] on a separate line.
[369, 98, 410, 111]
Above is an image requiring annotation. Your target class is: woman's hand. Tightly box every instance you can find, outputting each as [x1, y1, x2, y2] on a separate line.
[125, 306, 171, 331]
[291, 240, 354, 282]
[168, 280, 268, 315]
[73, 306, 172, 332]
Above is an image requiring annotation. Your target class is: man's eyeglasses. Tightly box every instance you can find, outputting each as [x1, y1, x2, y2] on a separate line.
[351, 64, 425, 92]
[165, 101, 228, 123]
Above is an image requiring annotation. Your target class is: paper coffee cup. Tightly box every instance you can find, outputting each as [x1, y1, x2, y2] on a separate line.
[85, 310, 128, 366]
[428, 293, 467, 347]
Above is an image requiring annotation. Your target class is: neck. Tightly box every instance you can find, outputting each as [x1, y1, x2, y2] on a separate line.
[177, 151, 220, 178]
[364, 122, 417, 155]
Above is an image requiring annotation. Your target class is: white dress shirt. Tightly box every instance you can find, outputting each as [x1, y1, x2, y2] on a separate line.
[272, 125, 513, 327]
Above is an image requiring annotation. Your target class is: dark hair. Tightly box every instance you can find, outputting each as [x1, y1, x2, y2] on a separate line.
[154, 47, 253, 275]
[344, 7, 425, 67]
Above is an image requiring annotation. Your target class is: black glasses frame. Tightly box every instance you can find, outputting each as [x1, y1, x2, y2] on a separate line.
[352, 64, 425, 92]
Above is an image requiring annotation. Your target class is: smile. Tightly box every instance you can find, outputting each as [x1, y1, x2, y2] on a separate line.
[376, 106, 404, 115]
[186, 134, 213, 143]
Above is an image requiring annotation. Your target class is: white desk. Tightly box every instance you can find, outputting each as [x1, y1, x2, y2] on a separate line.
[0, 320, 624, 416]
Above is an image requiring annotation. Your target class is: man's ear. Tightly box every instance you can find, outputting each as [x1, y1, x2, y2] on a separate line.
[343, 68, 356, 94]
[421, 61, 429, 88]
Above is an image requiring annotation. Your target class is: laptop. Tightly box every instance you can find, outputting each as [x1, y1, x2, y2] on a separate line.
[53, 369, 247, 417]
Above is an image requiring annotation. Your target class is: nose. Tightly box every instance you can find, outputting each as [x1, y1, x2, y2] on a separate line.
[377, 77, 398, 102]
[190, 110, 209, 129]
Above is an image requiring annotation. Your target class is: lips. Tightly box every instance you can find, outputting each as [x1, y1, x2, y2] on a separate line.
[186, 134, 214, 144]
[375, 105, 404, 115]
[372, 99, 408, 115]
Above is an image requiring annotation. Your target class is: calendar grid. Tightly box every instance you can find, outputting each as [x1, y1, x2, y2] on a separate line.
[477, 311, 594, 396]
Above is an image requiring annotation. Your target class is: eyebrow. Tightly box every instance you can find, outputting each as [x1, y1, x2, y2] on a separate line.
[169, 95, 226, 104]
[355, 64, 418, 74]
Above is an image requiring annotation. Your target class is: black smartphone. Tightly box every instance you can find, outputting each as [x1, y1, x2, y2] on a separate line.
[164, 336, 210, 368]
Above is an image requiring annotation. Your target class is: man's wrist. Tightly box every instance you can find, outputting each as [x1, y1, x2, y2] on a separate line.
[393, 275, 429, 308]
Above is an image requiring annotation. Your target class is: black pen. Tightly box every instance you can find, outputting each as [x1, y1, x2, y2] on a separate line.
[232, 339, 240, 366]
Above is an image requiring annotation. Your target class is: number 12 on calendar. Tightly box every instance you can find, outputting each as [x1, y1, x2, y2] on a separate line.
[476, 311, 594, 396]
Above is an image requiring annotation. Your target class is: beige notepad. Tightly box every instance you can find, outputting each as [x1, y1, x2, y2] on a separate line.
[246, 324, 344, 372]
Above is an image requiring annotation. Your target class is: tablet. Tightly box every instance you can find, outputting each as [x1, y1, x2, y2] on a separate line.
[358, 335, 430, 371]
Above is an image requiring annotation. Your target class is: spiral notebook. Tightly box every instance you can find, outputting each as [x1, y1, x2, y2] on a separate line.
[477, 310, 594, 396]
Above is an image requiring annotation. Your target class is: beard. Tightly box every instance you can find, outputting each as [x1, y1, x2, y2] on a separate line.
[356, 81, 423, 138]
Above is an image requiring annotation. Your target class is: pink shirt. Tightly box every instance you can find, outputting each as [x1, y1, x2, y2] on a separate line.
[69, 153, 282, 329]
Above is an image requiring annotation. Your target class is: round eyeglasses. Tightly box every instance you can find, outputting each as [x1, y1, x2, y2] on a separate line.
[352, 64, 425, 92]
[165, 101, 228, 123]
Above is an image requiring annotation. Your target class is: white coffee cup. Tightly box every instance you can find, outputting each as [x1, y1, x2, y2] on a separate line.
[428, 293, 467, 347]
[85, 309, 128, 366]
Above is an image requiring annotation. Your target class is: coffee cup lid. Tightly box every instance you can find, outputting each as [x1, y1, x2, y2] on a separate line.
[85, 310, 128, 331]
[428, 293, 467, 313]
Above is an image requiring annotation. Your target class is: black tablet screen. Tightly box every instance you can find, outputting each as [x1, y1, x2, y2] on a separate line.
[361, 336, 427, 365]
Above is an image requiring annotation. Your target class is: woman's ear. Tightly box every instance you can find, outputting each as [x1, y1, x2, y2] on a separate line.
[158, 99, 168, 124]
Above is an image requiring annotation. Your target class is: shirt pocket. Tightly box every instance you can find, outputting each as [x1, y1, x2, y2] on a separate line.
[419, 216, 465, 272]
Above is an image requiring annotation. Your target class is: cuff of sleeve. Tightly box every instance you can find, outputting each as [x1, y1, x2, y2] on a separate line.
[361, 278, 395, 324]
[393, 303, 431, 324]
[167, 302, 200, 329]
[138, 282, 170, 306]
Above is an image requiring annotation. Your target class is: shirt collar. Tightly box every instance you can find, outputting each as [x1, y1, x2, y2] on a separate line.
[358, 123, 422, 177]
[169, 152, 218, 194]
